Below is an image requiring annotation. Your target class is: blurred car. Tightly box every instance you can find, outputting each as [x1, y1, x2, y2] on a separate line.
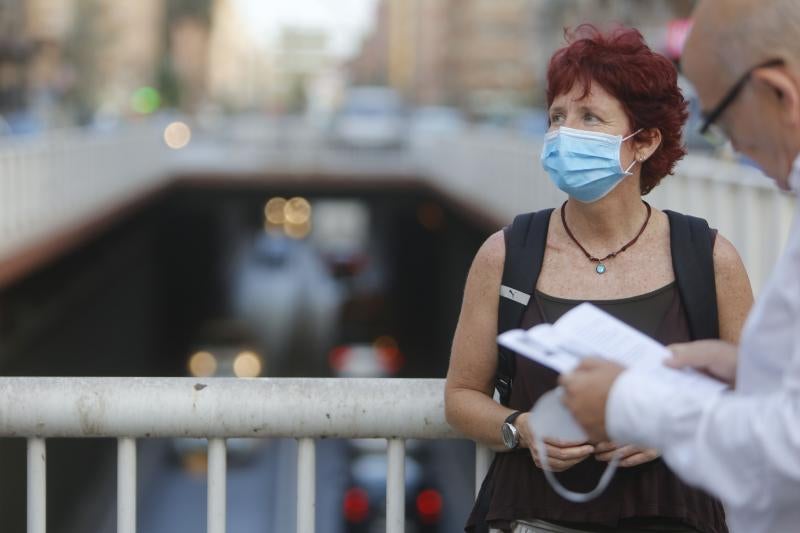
[329, 341, 442, 532]
[1, 110, 44, 136]
[408, 106, 466, 151]
[253, 231, 293, 268]
[173, 319, 266, 467]
[328, 342, 403, 378]
[311, 200, 371, 279]
[342, 440, 443, 533]
[329, 86, 408, 149]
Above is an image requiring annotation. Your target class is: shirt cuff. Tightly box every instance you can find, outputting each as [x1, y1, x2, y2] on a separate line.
[606, 368, 672, 448]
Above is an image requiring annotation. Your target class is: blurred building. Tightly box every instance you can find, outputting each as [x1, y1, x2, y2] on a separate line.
[91, 0, 164, 116]
[207, 0, 269, 111]
[348, 0, 454, 106]
[449, 0, 539, 115]
[0, 0, 34, 116]
[349, 0, 538, 113]
[348, 0, 390, 88]
[528, 0, 696, 104]
[411, 0, 453, 105]
[269, 27, 334, 113]
[348, 0, 696, 114]
[24, 0, 79, 127]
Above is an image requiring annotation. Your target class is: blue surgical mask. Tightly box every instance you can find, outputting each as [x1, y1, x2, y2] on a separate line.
[541, 126, 642, 203]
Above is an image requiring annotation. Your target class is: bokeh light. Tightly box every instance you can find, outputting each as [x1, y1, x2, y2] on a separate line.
[265, 197, 287, 225]
[164, 121, 192, 149]
[284, 197, 312, 225]
[131, 86, 161, 115]
[188, 351, 217, 377]
[233, 350, 263, 378]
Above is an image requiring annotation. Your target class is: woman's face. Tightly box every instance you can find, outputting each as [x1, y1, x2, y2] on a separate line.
[548, 81, 633, 137]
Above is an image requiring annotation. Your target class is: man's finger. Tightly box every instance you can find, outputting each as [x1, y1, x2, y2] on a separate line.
[575, 357, 607, 372]
[665, 344, 701, 369]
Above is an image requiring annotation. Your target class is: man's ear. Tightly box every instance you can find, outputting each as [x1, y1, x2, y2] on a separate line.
[636, 128, 662, 161]
[753, 67, 800, 127]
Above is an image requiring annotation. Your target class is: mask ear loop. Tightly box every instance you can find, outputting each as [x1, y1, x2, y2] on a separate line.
[534, 431, 621, 503]
[622, 128, 645, 176]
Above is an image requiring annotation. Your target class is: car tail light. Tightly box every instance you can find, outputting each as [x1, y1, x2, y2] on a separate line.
[343, 487, 370, 523]
[329, 346, 349, 372]
[416, 488, 442, 524]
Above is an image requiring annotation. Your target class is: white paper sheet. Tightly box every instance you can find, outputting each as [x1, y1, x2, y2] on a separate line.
[498, 302, 726, 394]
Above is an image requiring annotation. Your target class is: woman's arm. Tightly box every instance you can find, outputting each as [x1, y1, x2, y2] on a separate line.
[445, 229, 598, 469]
[713, 233, 754, 344]
[444, 230, 512, 450]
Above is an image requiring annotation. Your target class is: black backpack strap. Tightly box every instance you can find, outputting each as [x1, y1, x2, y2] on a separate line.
[495, 209, 553, 405]
[665, 210, 720, 340]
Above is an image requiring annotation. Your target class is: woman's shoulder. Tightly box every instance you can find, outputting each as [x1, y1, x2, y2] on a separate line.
[472, 230, 506, 277]
[712, 232, 748, 281]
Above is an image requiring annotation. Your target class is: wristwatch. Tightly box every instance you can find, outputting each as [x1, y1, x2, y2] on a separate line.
[501, 411, 523, 449]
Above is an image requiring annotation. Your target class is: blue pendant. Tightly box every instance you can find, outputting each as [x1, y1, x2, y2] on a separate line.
[595, 263, 607, 274]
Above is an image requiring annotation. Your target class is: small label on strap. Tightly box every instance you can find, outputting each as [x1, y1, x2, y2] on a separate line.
[500, 285, 530, 306]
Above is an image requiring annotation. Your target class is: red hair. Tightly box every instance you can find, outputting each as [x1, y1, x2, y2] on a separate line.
[546, 24, 688, 194]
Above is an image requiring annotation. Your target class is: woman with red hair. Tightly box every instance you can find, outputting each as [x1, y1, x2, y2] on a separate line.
[446, 25, 754, 533]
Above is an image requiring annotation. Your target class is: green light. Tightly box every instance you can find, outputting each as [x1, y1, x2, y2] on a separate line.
[131, 86, 161, 114]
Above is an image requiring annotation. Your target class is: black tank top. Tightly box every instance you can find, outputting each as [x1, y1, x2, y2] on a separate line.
[468, 283, 728, 533]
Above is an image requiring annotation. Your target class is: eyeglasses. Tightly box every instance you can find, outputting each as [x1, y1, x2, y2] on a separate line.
[698, 58, 785, 146]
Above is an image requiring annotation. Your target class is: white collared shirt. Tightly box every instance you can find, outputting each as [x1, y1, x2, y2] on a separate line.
[607, 156, 800, 533]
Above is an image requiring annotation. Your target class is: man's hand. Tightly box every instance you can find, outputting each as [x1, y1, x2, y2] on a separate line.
[593, 441, 660, 467]
[516, 412, 594, 472]
[559, 358, 625, 442]
[665, 340, 738, 386]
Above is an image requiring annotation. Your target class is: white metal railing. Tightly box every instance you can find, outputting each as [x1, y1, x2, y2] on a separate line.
[0, 125, 168, 262]
[0, 377, 479, 533]
[422, 131, 797, 294]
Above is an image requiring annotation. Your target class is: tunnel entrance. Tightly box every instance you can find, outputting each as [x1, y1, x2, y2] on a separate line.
[0, 171, 497, 532]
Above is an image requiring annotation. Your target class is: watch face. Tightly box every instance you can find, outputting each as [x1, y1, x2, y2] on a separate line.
[501, 422, 518, 449]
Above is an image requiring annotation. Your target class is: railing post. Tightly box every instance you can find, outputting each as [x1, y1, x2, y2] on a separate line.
[208, 438, 227, 533]
[386, 438, 406, 533]
[296, 438, 316, 533]
[475, 444, 494, 499]
[117, 438, 137, 533]
[27, 438, 46, 533]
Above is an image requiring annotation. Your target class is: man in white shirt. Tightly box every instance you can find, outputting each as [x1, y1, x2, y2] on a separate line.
[559, 1, 800, 532]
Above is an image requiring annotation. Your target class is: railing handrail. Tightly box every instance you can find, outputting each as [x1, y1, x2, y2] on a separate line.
[3, 377, 472, 533]
[0, 377, 459, 439]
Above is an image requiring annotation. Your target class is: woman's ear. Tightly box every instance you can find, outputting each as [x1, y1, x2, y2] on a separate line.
[636, 128, 662, 161]
[753, 67, 800, 127]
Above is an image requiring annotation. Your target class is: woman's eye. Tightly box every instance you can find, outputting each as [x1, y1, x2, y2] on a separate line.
[584, 113, 599, 123]
[550, 114, 564, 124]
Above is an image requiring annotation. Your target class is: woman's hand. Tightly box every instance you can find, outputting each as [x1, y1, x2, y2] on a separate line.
[665, 340, 738, 386]
[517, 413, 595, 472]
[593, 441, 660, 467]
[533, 438, 596, 472]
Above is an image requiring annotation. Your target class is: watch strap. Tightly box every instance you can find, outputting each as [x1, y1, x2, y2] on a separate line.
[504, 410, 523, 426]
